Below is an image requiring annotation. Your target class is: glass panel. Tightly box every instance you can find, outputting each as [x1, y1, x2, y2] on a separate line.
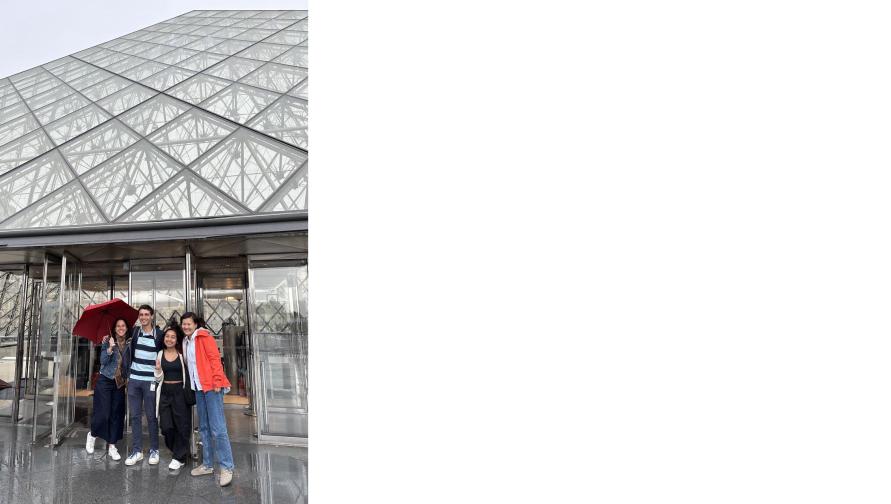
[59, 119, 140, 175]
[1, 182, 106, 229]
[177, 51, 229, 72]
[250, 263, 307, 439]
[199, 274, 247, 395]
[15, 74, 63, 100]
[154, 47, 200, 66]
[236, 43, 291, 63]
[0, 130, 54, 176]
[130, 270, 185, 327]
[121, 61, 169, 82]
[265, 30, 308, 46]
[67, 69, 115, 91]
[239, 62, 307, 93]
[44, 104, 111, 146]
[34, 259, 61, 441]
[48, 61, 95, 84]
[288, 78, 307, 100]
[205, 39, 254, 56]
[53, 257, 81, 444]
[147, 109, 236, 164]
[193, 129, 307, 210]
[140, 66, 196, 91]
[119, 170, 246, 222]
[0, 151, 74, 222]
[95, 84, 157, 115]
[33, 93, 90, 125]
[273, 46, 308, 68]
[0, 114, 40, 149]
[0, 101, 30, 125]
[232, 28, 277, 42]
[0, 89, 22, 110]
[260, 161, 308, 212]
[201, 83, 279, 124]
[186, 36, 227, 51]
[118, 94, 190, 136]
[81, 140, 182, 220]
[80, 76, 131, 101]
[166, 74, 231, 105]
[247, 95, 307, 149]
[106, 55, 151, 74]
[0, 271, 25, 419]
[257, 19, 295, 30]
[25, 85, 76, 110]
[204, 56, 264, 81]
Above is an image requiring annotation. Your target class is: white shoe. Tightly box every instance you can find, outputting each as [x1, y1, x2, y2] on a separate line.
[148, 450, 160, 465]
[168, 459, 183, 470]
[85, 432, 96, 454]
[108, 444, 121, 461]
[125, 451, 143, 466]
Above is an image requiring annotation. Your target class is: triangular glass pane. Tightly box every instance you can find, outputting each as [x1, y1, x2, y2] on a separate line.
[0, 114, 40, 148]
[0, 130, 54, 176]
[201, 83, 279, 124]
[177, 51, 228, 71]
[119, 170, 245, 222]
[273, 46, 308, 68]
[192, 128, 307, 210]
[1, 182, 106, 229]
[265, 30, 308, 46]
[246, 95, 307, 149]
[147, 109, 236, 165]
[166, 74, 231, 105]
[204, 56, 264, 81]
[0, 151, 74, 221]
[0, 88, 21, 110]
[44, 104, 111, 145]
[119, 94, 190, 136]
[60, 119, 140, 175]
[140, 66, 196, 91]
[95, 84, 157, 116]
[239, 62, 307, 93]
[260, 161, 307, 212]
[81, 140, 183, 220]
[288, 77, 307, 100]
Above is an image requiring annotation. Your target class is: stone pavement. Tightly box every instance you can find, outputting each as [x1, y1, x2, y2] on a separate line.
[0, 424, 307, 503]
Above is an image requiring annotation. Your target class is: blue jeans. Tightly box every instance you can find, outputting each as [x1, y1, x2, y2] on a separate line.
[195, 390, 234, 470]
[127, 379, 159, 453]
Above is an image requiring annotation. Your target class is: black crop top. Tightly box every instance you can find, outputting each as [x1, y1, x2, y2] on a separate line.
[161, 353, 183, 382]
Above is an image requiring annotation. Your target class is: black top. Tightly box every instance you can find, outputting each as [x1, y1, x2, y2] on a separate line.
[161, 353, 183, 382]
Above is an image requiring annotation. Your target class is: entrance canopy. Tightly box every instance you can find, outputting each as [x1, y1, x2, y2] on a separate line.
[0, 10, 308, 240]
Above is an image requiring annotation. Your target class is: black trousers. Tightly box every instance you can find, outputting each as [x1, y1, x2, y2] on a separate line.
[91, 375, 126, 444]
[158, 383, 192, 463]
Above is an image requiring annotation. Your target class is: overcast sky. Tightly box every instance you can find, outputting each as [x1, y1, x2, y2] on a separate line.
[0, 0, 308, 79]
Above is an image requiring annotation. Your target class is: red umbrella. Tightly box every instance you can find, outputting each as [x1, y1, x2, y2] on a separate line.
[73, 298, 138, 345]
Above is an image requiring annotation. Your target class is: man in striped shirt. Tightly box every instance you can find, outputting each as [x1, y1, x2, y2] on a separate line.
[123, 305, 164, 467]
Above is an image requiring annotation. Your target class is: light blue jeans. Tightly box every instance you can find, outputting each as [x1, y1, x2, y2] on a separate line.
[195, 389, 234, 470]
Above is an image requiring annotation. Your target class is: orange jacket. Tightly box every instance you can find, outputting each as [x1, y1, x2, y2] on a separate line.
[192, 328, 231, 391]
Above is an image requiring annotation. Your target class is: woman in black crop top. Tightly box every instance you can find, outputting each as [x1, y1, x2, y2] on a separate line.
[154, 324, 193, 470]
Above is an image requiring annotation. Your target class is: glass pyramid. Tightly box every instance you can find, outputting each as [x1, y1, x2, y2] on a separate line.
[0, 9, 308, 231]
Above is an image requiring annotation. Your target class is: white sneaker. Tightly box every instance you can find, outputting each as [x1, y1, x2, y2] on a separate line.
[168, 459, 183, 470]
[108, 444, 121, 461]
[148, 450, 160, 465]
[85, 432, 96, 454]
[125, 451, 143, 466]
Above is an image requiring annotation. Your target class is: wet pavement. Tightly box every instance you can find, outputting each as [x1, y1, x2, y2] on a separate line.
[0, 424, 307, 503]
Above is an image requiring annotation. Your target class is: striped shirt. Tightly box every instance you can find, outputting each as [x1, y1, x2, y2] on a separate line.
[130, 329, 157, 381]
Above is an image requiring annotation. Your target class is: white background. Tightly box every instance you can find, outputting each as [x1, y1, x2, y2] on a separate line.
[7, 1, 891, 502]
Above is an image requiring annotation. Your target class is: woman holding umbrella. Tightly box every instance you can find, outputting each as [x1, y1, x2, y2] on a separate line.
[85, 317, 130, 460]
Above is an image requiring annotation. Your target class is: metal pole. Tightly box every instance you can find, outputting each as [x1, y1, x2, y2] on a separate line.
[185, 247, 199, 459]
[12, 267, 28, 423]
[242, 261, 256, 418]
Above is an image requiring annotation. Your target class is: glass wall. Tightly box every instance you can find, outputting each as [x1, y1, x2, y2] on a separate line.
[131, 266, 185, 329]
[249, 259, 307, 442]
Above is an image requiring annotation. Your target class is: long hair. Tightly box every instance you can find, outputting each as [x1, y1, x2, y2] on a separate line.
[162, 320, 186, 354]
[109, 317, 129, 344]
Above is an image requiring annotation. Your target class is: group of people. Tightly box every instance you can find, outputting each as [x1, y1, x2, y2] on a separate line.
[85, 305, 236, 487]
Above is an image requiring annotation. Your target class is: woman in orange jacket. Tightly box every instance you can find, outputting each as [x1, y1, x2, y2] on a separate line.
[180, 312, 234, 487]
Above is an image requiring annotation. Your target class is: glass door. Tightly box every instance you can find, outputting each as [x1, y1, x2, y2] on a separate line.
[53, 254, 82, 444]
[32, 256, 59, 442]
[248, 258, 308, 445]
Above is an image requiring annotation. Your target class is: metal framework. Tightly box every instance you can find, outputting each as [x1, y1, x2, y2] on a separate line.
[0, 10, 308, 234]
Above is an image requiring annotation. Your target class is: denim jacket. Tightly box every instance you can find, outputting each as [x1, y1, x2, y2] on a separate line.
[98, 339, 123, 380]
